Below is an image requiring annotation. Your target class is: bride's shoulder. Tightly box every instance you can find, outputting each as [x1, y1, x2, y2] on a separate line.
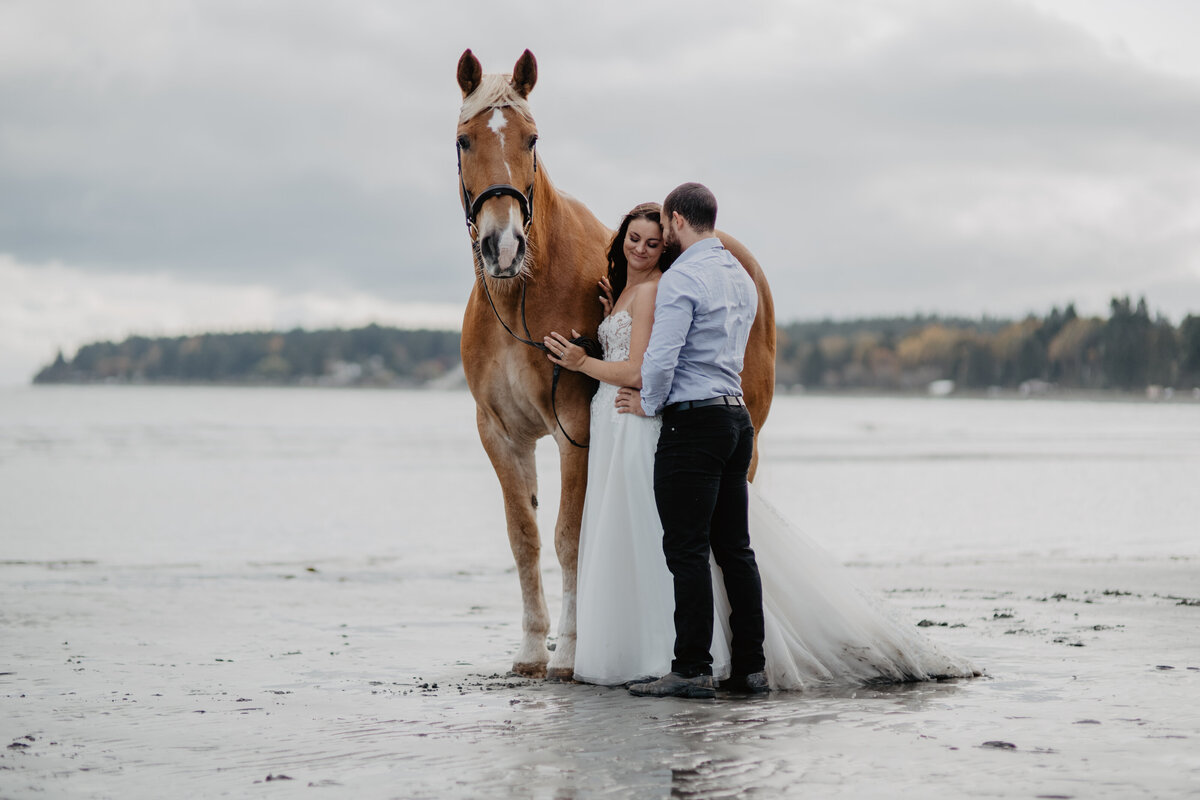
[625, 281, 659, 331]
[628, 277, 662, 306]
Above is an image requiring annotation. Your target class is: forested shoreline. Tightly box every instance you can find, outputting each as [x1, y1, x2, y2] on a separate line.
[34, 296, 1200, 394]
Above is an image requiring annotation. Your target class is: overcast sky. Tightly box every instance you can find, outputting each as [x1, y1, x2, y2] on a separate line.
[3, 0, 1199, 383]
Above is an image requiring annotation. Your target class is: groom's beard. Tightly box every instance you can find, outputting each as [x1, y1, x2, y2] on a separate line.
[661, 240, 682, 267]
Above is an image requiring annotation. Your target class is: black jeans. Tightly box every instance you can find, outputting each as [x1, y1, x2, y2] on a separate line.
[654, 404, 765, 678]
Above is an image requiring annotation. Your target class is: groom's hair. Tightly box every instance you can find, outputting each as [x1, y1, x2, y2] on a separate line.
[663, 182, 717, 233]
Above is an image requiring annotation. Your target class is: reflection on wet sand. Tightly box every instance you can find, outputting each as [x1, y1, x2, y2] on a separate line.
[3, 547, 1198, 798]
[306, 675, 968, 798]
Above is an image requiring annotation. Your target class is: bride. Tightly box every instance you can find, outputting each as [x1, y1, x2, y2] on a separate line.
[545, 202, 977, 690]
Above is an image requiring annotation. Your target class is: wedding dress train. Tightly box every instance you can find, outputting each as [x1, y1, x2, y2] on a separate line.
[571, 310, 977, 688]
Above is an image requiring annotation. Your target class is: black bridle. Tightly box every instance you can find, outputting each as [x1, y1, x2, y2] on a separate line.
[457, 140, 536, 236]
[457, 137, 599, 449]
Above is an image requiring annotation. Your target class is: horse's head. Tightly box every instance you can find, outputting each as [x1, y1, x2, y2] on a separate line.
[456, 49, 540, 280]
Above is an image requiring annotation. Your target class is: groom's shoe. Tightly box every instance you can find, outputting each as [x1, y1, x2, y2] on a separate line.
[628, 672, 715, 699]
[720, 671, 769, 694]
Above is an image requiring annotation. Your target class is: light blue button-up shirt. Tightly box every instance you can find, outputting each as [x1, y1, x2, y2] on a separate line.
[639, 237, 758, 416]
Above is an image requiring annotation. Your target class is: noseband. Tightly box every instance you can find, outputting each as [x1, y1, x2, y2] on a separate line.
[456, 140, 537, 238]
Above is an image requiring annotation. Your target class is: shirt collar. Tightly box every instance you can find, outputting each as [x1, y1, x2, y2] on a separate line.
[678, 237, 723, 261]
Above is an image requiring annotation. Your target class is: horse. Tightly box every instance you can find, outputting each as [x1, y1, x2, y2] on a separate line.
[454, 49, 776, 679]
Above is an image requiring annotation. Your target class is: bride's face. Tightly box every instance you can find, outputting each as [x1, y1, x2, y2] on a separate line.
[623, 218, 664, 275]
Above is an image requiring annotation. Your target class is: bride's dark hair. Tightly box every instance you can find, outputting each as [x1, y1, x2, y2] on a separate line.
[606, 202, 675, 301]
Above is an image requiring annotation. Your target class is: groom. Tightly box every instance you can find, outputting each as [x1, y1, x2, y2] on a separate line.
[615, 182, 767, 698]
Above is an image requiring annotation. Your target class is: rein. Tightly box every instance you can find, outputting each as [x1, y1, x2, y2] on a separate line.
[473, 253, 600, 449]
[460, 141, 599, 449]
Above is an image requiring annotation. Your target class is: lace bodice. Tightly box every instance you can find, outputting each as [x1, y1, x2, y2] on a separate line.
[598, 310, 633, 362]
[592, 310, 660, 429]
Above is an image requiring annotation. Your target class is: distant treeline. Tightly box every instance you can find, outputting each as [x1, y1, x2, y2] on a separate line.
[34, 297, 1200, 392]
[779, 297, 1200, 392]
[34, 325, 462, 387]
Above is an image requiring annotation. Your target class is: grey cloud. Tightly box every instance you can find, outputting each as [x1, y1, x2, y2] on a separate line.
[2, 0, 1198, 326]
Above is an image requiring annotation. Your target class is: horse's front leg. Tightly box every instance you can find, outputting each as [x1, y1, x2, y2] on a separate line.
[546, 436, 588, 680]
[477, 412, 550, 677]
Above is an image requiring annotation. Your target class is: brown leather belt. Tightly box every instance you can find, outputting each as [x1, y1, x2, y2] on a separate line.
[664, 395, 746, 413]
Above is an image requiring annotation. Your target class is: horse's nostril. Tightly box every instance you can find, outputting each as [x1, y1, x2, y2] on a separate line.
[480, 232, 499, 264]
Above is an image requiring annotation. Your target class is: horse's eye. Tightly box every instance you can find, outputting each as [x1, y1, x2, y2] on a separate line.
[528, 134, 538, 150]
[457, 134, 470, 151]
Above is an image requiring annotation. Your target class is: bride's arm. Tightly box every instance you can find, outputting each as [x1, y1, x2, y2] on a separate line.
[544, 281, 657, 388]
[621, 283, 656, 389]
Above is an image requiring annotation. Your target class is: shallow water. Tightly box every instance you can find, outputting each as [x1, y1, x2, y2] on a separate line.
[1, 386, 1198, 798]
[3, 386, 1196, 565]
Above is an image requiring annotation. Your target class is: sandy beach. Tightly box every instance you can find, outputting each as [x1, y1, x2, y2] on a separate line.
[2, 387, 1198, 798]
[3, 555, 1198, 798]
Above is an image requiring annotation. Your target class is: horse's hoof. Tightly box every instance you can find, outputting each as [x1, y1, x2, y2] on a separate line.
[512, 661, 547, 679]
[545, 666, 575, 682]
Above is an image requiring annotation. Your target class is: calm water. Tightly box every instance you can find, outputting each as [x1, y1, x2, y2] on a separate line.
[1, 385, 1197, 566]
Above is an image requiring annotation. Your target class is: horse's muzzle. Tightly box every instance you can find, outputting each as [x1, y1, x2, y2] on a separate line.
[480, 230, 526, 278]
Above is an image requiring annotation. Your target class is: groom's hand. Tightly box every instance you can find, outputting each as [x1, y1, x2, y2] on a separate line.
[615, 387, 647, 416]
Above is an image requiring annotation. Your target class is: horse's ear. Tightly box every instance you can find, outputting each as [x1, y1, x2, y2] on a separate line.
[458, 49, 483, 98]
[512, 49, 537, 98]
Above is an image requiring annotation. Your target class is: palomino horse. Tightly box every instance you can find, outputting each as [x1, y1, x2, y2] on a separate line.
[455, 49, 776, 679]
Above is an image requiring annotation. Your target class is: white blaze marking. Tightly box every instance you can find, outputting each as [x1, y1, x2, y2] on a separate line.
[488, 108, 507, 140]
[497, 207, 520, 270]
[488, 108, 512, 180]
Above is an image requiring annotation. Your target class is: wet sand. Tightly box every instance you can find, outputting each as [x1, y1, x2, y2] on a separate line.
[3, 388, 1198, 797]
[3, 554, 1197, 798]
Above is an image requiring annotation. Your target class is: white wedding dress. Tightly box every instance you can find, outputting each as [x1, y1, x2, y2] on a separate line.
[571, 310, 978, 689]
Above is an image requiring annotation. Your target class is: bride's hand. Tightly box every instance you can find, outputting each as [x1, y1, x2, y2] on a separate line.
[544, 330, 588, 371]
[598, 276, 615, 317]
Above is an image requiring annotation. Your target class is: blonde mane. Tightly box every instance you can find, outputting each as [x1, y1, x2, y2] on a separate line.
[458, 74, 535, 125]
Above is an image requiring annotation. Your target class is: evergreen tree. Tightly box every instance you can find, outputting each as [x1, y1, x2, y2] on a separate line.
[1178, 315, 1200, 386]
